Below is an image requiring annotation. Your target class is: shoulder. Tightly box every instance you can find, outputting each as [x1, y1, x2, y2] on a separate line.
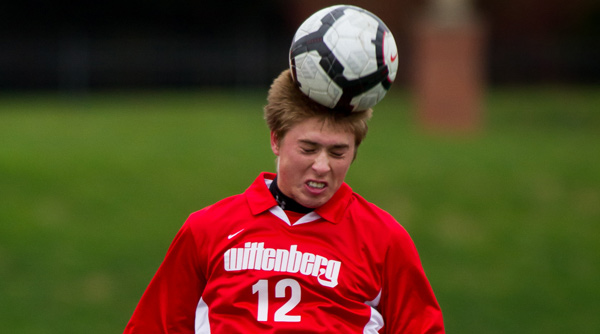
[349, 192, 407, 232]
[183, 172, 276, 239]
[186, 193, 247, 227]
[347, 192, 417, 253]
[350, 194, 427, 271]
[178, 193, 250, 251]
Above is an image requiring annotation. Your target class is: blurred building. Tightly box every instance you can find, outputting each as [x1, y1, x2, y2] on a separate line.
[0, 0, 598, 91]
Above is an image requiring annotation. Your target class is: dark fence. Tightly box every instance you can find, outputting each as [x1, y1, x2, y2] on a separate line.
[0, 0, 598, 90]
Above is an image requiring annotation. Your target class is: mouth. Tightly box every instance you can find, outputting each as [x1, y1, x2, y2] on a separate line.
[306, 180, 327, 190]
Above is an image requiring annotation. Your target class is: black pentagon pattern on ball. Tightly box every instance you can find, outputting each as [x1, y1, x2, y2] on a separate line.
[290, 6, 391, 113]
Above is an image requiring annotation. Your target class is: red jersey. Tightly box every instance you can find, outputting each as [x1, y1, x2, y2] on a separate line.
[124, 172, 444, 333]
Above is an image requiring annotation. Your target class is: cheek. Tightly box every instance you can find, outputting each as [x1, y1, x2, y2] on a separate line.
[282, 148, 306, 164]
[278, 150, 303, 173]
[333, 160, 353, 176]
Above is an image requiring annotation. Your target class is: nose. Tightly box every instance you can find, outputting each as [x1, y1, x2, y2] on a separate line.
[312, 151, 331, 175]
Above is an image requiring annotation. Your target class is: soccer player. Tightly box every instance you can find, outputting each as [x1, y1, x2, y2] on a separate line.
[124, 70, 444, 333]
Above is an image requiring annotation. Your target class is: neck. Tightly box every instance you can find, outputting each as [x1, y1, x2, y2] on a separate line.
[269, 176, 313, 214]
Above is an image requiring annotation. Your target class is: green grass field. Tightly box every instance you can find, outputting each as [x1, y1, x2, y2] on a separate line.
[1, 87, 599, 333]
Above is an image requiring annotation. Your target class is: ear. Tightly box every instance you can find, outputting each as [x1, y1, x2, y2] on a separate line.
[270, 131, 280, 156]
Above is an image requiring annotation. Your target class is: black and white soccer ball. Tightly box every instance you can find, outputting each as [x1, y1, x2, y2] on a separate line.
[289, 5, 398, 112]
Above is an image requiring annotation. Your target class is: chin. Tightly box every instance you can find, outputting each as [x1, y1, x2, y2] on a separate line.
[301, 197, 329, 209]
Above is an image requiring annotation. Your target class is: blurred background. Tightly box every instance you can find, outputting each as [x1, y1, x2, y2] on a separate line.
[1, 0, 598, 91]
[1, 0, 599, 333]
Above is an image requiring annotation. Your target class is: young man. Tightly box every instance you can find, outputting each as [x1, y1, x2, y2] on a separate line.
[124, 70, 444, 333]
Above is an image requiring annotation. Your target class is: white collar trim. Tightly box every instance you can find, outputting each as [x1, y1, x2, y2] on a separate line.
[265, 178, 321, 226]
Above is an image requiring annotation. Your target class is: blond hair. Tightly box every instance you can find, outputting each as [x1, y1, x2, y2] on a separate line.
[264, 69, 373, 149]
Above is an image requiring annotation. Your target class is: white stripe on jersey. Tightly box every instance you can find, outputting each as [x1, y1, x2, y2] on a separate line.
[269, 205, 321, 226]
[364, 290, 384, 333]
[195, 297, 210, 334]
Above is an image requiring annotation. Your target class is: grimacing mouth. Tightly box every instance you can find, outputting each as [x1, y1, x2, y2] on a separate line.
[307, 180, 327, 189]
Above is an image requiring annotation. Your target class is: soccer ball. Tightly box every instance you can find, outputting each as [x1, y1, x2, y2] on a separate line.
[289, 5, 398, 112]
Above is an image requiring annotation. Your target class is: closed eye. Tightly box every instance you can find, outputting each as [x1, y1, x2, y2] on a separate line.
[329, 150, 347, 158]
[330, 144, 350, 158]
[301, 146, 316, 153]
[298, 140, 351, 158]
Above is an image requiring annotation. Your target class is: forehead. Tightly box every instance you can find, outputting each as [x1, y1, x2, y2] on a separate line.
[285, 117, 355, 146]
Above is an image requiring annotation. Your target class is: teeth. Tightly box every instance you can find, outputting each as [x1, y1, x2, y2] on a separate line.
[308, 181, 325, 189]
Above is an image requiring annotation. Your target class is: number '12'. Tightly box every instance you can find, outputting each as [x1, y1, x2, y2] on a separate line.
[252, 278, 301, 322]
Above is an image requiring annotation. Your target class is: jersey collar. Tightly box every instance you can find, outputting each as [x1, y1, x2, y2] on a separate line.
[245, 172, 353, 225]
[314, 181, 352, 224]
[245, 172, 279, 216]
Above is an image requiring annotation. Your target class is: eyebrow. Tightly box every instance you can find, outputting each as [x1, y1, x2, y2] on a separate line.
[298, 139, 350, 150]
